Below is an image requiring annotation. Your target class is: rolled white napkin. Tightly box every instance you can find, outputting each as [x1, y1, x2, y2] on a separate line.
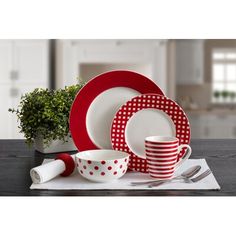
[30, 159, 66, 184]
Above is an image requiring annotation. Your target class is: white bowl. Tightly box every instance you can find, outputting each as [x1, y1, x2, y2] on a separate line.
[75, 150, 129, 182]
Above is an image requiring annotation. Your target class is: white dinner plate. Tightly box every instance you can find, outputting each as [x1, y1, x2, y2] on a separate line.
[70, 70, 164, 151]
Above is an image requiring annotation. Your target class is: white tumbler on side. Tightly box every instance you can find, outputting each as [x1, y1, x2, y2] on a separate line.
[30, 159, 66, 184]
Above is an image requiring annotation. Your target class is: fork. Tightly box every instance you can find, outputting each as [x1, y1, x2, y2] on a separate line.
[130, 165, 201, 186]
[149, 169, 212, 187]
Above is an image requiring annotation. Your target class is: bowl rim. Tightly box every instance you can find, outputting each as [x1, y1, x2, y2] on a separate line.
[75, 149, 129, 161]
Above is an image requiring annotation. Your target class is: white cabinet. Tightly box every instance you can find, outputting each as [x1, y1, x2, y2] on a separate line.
[188, 113, 236, 139]
[0, 85, 14, 138]
[14, 41, 49, 85]
[202, 115, 236, 139]
[0, 40, 49, 139]
[56, 39, 168, 94]
[0, 41, 12, 84]
[176, 40, 204, 85]
[188, 114, 205, 139]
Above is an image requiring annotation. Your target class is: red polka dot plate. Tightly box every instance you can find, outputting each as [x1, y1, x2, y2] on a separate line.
[70, 70, 164, 151]
[111, 94, 191, 173]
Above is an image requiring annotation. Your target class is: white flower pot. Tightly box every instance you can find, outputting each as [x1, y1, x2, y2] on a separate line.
[34, 135, 77, 154]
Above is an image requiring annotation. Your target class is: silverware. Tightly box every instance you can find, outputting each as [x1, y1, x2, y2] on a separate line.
[184, 169, 212, 183]
[130, 165, 201, 186]
[149, 169, 212, 187]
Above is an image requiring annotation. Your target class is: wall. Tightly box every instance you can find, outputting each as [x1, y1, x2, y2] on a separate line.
[177, 83, 212, 109]
[79, 63, 152, 82]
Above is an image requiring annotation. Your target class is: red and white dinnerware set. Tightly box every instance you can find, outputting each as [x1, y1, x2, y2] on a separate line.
[68, 70, 191, 182]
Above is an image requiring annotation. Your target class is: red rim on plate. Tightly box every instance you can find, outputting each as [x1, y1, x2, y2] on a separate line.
[111, 93, 191, 173]
[70, 71, 164, 151]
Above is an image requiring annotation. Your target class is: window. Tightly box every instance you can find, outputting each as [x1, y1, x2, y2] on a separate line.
[212, 49, 236, 103]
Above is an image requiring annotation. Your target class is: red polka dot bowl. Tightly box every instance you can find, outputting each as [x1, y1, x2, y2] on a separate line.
[75, 150, 129, 182]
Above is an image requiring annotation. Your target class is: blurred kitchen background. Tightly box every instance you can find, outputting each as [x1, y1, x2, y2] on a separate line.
[1, 39, 236, 139]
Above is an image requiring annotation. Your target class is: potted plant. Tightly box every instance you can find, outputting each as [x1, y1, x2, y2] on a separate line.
[9, 82, 84, 153]
[221, 90, 229, 102]
[213, 90, 221, 102]
[229, 91, 236, 102]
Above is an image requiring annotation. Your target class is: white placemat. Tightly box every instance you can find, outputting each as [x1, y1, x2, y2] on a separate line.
[30, 159, 220, 190]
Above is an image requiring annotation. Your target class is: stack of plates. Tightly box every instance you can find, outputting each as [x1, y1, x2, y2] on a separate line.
[70, 70, 190, 173]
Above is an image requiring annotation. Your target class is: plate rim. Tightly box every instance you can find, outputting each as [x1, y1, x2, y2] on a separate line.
[111, 93, 191, 173]
[69, 70, 164, 151]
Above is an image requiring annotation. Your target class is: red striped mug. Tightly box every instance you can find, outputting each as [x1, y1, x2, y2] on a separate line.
[145, 136, 192, 179]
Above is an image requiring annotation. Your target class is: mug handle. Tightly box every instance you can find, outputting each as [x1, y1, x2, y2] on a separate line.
[175, 144, 192, 169]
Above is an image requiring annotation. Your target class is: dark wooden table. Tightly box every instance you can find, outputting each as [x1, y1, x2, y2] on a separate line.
[0, 139, 236, 196]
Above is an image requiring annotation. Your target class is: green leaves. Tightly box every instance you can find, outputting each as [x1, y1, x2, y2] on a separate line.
[9, 83, 84, 146]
